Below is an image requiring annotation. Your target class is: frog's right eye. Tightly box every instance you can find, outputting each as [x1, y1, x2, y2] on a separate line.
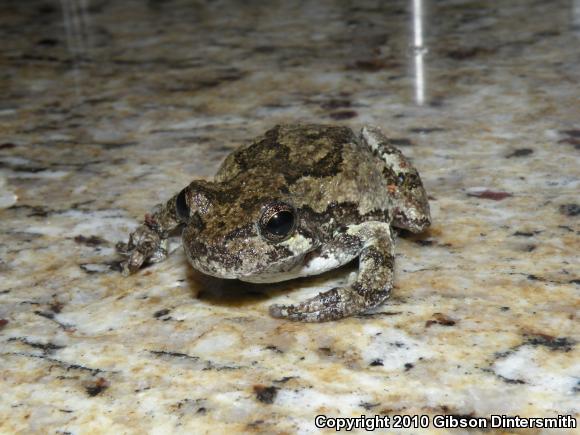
[175, 189, 190, 221]
[258, 202, 297, 243]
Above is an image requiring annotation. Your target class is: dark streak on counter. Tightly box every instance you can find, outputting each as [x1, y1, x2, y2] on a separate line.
[33, 310, 75, 331]
[3, 352, 103, 375]
[153, 308, 171, 318]
[506, 148, 533, 158]
[149, 350, 199, 361]
[524, 335, 575, 352]
[360, 401, 380, 410]
[7, 337, 65, 354]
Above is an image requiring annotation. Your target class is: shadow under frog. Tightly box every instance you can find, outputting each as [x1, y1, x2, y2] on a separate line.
[186, 258, 359, 309]
[117, 124, 431, 322]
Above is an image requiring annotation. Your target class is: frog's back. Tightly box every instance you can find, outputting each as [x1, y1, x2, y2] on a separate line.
[217, 124, 353, 177]
[216, 124, 390, 218]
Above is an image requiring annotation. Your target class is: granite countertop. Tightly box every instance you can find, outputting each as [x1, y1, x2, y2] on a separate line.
[0, 0, 578, 433]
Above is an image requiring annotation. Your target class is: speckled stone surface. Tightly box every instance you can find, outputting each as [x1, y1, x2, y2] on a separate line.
[1, 0, 579, 433]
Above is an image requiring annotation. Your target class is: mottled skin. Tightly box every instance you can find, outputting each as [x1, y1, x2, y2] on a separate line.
[117, 124, 431, 322]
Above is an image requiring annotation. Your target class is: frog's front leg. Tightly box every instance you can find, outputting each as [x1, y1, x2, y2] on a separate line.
[269, 222, 395, 322]
[116, 191, 185, 276]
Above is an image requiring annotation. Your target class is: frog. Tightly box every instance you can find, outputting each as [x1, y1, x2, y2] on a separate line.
[117, 124, 431, 322]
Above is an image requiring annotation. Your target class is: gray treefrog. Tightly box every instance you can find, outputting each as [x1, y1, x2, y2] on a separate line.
[117, 124, 431, 322]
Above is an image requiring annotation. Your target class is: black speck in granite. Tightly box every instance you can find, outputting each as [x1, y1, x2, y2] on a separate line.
[49, 301, 64, 314]
[467, 190, 512, 200]
[446, 46, 493, 60]
[246, 420, 265, 429]
[512, 231, 539, 237]
[79, 264, 101, 274]
[559, 204, 579, 217]
[74, 235, 107, 247]
[85, 377, 109, 397]
[33, 310, 54, 320]
[560, 129, 580, 137]
[329, 110, 358, 120]
[558, 136, 580, 150]
[506, 148, 534, 158]
[149, 350, 199, 361]
[317, 347, 333, 356]
[369, 359, 384, 366]
[264, 345, 283, 354]
[350, 58, 398, 72]
[404, 363, 414, 371]
[37, 3, 57, 14]
[253, 385, 278, 404]
[273, 376, 296, 384]
[36, 38, 59, 46]
[153, 308, 171, 318]
[359, 401, 380, 410]
[426, 313, 456, 327]
[320, 98, 352, 110]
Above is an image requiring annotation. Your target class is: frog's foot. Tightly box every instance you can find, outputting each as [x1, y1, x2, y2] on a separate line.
[269, 285, 389, 322]
[269, 222, 395, 322]
[116, 225, 168, 276]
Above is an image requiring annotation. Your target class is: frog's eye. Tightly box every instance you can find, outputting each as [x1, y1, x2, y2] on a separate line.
[259, 202, 297, 242]
[175, 188, 190, 221]
[396, 174, 406, 185]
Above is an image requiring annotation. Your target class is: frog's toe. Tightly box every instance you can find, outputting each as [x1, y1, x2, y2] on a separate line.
[268, 288, 354, 322]
[119, 251, 145, 276]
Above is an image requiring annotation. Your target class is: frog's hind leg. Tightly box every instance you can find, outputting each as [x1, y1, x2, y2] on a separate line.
[269, 222, 395, 322]
[360, 125, 431, 233]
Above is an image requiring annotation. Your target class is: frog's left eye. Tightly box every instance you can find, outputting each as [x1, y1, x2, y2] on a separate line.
[259, 202, 297, 242]
[175, 188, 190, 221]
[396, 174, 406, 185]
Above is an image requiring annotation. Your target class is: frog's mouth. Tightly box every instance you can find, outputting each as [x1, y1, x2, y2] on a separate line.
[237, 255, 310, 284]
[185, 244, 310, 283]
